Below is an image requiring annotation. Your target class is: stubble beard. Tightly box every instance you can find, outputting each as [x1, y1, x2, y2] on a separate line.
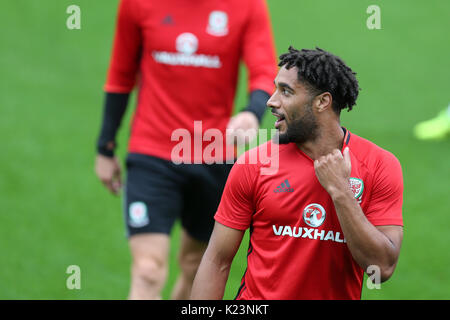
[273, 101, 319, 145]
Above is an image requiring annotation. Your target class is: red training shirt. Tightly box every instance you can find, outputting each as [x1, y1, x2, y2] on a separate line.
[215, 129, 404, 299]
[104, 0, 277, 163]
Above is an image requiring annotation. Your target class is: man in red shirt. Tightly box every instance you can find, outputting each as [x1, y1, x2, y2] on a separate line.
[94, 0, 277, 299]
[191, 47, 404, 300]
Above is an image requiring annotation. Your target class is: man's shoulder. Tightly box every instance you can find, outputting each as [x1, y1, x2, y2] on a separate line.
[350, 132, 402, 172]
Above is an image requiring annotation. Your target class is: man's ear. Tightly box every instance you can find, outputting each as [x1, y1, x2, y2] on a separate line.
[314, 92, 333, 113]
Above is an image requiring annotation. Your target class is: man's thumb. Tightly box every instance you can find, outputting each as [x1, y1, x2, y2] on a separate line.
[344, 147, 351, 170]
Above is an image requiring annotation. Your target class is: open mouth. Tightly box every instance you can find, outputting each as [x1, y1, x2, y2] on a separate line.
[272, 112, 286, 128]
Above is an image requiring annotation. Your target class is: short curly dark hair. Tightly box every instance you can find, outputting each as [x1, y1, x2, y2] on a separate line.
[278, 46, 360, 114]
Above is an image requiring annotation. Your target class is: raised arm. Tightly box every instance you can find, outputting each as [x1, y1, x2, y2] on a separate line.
[314, 147, 404, 282]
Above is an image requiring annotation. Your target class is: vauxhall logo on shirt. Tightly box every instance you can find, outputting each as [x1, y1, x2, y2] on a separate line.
[271, 178, 364, 243]
[303, 203, 326, 228]
[152, 32, 222, 68]
[272, 202, 347, 244]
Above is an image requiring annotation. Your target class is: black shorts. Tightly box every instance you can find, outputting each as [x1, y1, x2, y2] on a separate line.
[123, 153, 233, 242]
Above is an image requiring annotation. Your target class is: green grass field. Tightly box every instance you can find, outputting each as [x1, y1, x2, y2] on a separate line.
[0, 0, 449, 299]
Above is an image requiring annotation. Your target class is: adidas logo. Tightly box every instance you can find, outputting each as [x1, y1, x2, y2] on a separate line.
[274, 179, 294, 193]
[162, 15, 174, 25]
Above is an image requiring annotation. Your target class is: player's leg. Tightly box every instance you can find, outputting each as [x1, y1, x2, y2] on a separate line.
[124, 153, 183, 300]
[171, 162, 234, 299]
[170, 229, 207, 300]
[128, 233, 170, 299]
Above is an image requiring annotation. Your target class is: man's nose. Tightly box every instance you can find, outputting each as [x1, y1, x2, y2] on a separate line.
[266, 92, 280, 109]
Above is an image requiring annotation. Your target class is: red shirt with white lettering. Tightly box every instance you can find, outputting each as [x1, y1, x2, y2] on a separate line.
[215, 129, 404, 299]
[104, 0, 277, 162]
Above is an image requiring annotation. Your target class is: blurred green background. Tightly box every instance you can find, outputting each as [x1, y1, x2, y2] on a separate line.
[0, 0, 449, 299]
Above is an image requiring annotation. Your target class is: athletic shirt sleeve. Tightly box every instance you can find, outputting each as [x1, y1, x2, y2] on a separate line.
[242, 0, 277, 94]
[214, 161, 257, 231]
[104, 0, 142, 93]
[365, 151, 404, 226]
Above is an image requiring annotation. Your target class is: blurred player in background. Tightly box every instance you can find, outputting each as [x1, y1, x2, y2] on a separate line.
[191, 47, 404, 300]
[94, 0, 277, 299]
[413, 103, 450, 140]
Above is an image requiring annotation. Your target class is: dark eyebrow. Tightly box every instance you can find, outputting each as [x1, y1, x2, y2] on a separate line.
[274, 81, 295, 92]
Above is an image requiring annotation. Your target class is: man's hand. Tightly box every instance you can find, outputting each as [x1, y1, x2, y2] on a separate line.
[95, 154, 122, 195]
[315, 147, 403, 280]
[314, 147, 352, 197]
[226, 111, 259, 146]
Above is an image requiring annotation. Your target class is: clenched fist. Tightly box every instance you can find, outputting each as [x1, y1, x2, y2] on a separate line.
[314, 147, 352, 197]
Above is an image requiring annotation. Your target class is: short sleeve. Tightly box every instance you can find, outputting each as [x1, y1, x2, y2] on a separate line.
[214, 161, 257, 231]
[104, 0, 142, 93]
[365, 151, 404, 226]
[242, 0, 277, 94]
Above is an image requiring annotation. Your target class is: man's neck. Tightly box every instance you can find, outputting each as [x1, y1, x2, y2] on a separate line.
[296, 123, 345, 160]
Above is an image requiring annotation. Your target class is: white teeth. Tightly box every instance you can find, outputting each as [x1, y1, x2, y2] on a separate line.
[272, 113, 284, 120]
